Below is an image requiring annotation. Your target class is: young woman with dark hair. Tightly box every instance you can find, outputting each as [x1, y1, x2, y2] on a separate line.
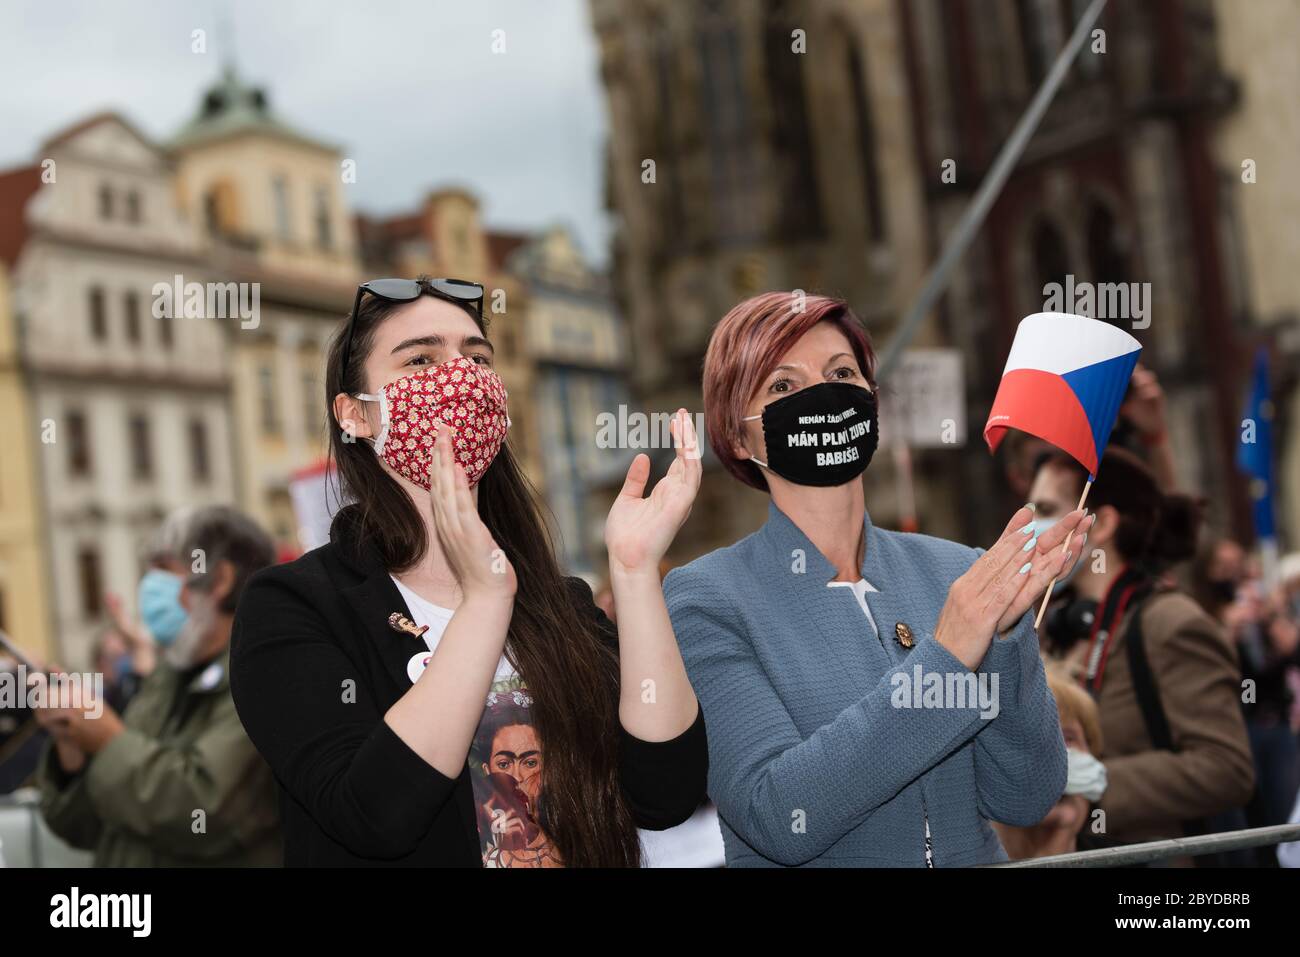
[230, 277, 706, 867]
[1029, 446, 1254, 857]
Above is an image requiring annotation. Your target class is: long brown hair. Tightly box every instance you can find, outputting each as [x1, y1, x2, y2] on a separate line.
[324, 283, 640, 867]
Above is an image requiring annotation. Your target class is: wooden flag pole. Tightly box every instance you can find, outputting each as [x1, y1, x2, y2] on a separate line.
[1033, 478, 1092, 630]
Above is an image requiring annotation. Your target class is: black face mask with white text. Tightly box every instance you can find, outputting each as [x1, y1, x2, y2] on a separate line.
[744, 381, 879, 487]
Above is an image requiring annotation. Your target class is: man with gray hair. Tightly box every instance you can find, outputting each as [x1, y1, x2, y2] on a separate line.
[35, 506, 283, 866]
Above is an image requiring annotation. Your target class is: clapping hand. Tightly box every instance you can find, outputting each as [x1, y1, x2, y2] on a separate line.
[604, 410, 702, 576]
[935, 505, 1095, 670]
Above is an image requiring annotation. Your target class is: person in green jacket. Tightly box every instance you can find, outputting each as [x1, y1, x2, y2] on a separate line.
[35, 506, 283, 867]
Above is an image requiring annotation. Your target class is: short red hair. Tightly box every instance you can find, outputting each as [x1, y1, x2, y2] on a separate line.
[703, 291, 877, 491]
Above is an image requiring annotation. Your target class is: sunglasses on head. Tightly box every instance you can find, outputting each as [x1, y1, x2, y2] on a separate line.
[339, 277, 485, 384]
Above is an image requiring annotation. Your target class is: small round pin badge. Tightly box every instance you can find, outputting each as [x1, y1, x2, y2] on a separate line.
[196, 661, 223, 691]
[407, 652, 432, 683]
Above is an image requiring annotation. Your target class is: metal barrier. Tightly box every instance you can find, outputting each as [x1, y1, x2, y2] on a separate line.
[988, 823, 1300, 867]
[0, 788, 95, 868]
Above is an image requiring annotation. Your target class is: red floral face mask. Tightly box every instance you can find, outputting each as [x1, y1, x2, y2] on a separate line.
[353, 355, 509, 489]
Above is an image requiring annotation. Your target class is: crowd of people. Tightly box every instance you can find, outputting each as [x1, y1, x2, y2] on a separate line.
[996, 370, 1300, 866]
[0, 281, 1296, 868]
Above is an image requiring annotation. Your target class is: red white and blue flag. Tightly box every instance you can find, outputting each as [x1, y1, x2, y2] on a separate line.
[984, 312, 1142, 479]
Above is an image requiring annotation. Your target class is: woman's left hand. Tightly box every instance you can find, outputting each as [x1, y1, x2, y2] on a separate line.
[605, 409, 702, 576]
[994, 506, 1094, 635]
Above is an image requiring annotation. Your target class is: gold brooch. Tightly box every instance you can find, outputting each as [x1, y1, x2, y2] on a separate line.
[388, 612, 429, 639]
[894, 622, 915, 649]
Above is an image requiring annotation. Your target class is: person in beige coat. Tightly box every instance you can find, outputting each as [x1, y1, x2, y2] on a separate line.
[1030, 447, 1254, 858]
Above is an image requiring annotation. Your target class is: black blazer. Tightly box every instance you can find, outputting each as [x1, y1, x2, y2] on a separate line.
[229, 505, 707, 867]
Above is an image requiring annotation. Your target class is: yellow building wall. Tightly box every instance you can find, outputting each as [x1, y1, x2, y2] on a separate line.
[174, 132, 357, 550]
[0, 265, 54, 662]
[174, 134, 359, 282]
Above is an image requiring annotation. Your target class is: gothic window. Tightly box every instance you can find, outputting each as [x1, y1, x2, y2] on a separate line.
[1016, 0, 1064, 86]
[846, 41, 886, 243]
[651, 19, 687, 237]
[1032, 216, 1071, 299]
[1066, 0, 1103, 77]
[698, 2, 757, 243]
[1085, 201, 1129, 287]
[764, 3, 823, 239]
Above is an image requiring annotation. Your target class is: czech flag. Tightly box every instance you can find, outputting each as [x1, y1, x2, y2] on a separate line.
[984, 313, 1142, 479]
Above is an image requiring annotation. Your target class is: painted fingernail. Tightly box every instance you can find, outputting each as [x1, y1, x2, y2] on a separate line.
[1019, 561, 1032, 575]
[1022, 536, 1037, 552]
[1064, 550, 1073, 564]
[1019, 521, 1034, 534]
[1024, 502, 1037, 512]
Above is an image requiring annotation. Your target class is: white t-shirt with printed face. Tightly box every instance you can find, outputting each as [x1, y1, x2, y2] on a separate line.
[390, 576, 516, 683]
[389, 576, 558, 867]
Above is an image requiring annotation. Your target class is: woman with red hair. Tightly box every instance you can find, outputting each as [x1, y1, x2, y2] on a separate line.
[664, 291, 1092, 867]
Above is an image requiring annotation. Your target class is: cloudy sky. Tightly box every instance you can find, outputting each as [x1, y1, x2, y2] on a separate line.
[0, 0, 614, 263]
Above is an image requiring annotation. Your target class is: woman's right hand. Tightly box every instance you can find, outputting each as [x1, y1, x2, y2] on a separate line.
[934, 505, 1092, 670]
[429, 420, 517, 602]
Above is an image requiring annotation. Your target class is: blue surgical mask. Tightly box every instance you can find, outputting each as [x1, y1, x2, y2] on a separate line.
[1032, 515, 1088, 592]
[138, 569, 187, 647]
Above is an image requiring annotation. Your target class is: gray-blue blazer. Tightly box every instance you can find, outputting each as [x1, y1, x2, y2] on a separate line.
[664, 501, 1068, 867]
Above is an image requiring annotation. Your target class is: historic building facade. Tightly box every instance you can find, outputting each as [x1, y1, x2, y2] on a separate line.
[899, 0, 1256, 543]
[0, 214, 54, 661]
[171, 66, 362, 550]
[591, 0, 945, 558]
[0, 113, 235, 667]
[1209, 0, 1300, 549]
[506, 226, 632, 575]
[595, 0, 1284, 554]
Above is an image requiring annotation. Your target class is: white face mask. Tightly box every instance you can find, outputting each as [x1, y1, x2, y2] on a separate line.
[1032, 515, 1088, 592]
[163, 591, 218, 670]
[1063, 747, 1108, 802]
[349, 389, 391, 456]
